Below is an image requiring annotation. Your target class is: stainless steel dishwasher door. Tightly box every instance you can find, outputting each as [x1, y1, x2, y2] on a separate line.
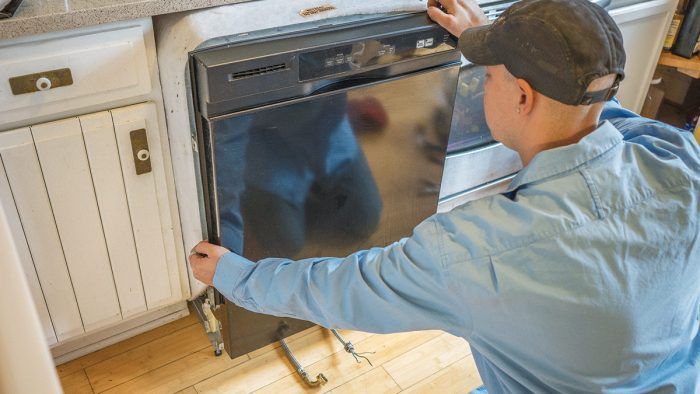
[439, 64, 523, 211]
[205, 65, 459, 358]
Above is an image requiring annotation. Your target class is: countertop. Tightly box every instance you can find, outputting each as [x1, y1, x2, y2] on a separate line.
[0, 0, 630, 42]
[0, 0, 254, 41]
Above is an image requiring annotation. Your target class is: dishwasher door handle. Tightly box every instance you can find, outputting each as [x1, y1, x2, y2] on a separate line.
[309, 76, 387, 95]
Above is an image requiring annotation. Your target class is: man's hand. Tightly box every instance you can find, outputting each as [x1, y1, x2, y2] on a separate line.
[427, 0, 488, 38]
[189, 241, 231, 286]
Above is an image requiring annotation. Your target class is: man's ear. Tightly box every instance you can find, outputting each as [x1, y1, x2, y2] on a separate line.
[516, 78, 535, 115]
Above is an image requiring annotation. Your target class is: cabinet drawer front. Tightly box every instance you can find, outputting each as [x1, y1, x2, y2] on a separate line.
[32, 118, 122, 333]
[0, 129, 84, 341]
[0, 25, 151, 125]
[0, 150, 57, 345]
[112, 103, 179, 309]
[81, 112, 148, 319]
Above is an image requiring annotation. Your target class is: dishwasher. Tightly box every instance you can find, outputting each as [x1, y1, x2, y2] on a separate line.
[189, 12, 463, 375]
[155, 0, 622, 385]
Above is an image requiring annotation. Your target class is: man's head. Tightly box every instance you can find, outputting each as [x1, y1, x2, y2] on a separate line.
[454, 0, 626, 162]
[483, 65, 619, 154]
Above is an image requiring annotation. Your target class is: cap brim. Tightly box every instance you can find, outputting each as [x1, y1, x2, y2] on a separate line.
[458, 25, 500, 65]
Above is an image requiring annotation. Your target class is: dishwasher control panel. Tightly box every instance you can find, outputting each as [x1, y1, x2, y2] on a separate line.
[193, 13, 461, 117]
[299, 27, 458, 81]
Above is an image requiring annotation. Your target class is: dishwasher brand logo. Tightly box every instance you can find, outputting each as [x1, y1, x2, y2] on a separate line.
[299, 4, 337, 17]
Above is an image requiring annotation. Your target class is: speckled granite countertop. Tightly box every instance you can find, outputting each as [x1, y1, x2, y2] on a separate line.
[0, 0, 255, 41]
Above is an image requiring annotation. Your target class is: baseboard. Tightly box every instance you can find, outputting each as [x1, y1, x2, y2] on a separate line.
[52, 302, 189, 364]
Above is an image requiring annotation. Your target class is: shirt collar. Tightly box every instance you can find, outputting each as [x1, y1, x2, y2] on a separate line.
[506, 121, 623, 192]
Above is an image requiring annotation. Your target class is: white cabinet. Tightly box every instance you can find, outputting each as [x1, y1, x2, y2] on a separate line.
[0, 145, 62, 345]
[111, 104, 182, 310]
[0, 24, 152, 130]
[81, 112, 149, 319]
[0, 102, 182, 344]
[0, 129, 84, 342]
[33, 118, 124, 333]
[610, 0, 678, 113]
[0, 18, 188, 363]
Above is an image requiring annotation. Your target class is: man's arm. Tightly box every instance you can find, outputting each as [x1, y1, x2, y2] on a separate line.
[192, 218, 469, 335]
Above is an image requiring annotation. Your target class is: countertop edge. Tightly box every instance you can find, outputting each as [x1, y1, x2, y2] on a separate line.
[0, 0, 253, 41]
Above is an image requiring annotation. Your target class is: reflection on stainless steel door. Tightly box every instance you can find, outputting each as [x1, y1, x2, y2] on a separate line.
[447, 65, 494, 153]
[439, 63, 523, 207]
[207, 66, 459, 358]
[438, 174, 517, 213]
[440, 143, 522, 200]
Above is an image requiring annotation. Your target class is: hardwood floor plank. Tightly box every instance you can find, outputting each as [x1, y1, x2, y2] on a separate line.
[175, 387, 199, 394]
[61, 370, 94, 394]
[253, 330, 442, 394]
[102, 349, 248, 394]
[195, 329, 371, 394]
[401, 356, 482, 394]
[329, 367, 401, 394]
[57, 312, 198, 377]
[383, 333, 470, 389]
[86, 323, 210, 392]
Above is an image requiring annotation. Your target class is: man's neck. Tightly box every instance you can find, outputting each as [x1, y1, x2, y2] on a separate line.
[518, 114, 601, 166]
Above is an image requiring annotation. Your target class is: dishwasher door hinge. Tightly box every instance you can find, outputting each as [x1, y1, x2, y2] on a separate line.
[192, 287, 225, 356]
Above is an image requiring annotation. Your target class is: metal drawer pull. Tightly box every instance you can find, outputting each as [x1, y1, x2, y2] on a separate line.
[9, 68, 73, 95]
[130, 129, 152, 175]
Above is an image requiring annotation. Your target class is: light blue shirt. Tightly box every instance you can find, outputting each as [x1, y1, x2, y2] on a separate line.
[213, 101, 700, 393]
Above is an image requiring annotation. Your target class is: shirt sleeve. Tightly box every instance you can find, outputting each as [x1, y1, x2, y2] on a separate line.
[212, 216, 469, 335]
[600, 99, 700, 165]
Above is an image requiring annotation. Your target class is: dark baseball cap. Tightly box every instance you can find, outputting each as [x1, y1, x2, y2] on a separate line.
[459, 0, 626, 105]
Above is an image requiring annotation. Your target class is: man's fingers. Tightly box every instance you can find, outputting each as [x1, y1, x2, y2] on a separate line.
[436, 0, 459, 13]
[188, 253, 205, 267]
[193, 241, 219, 258]
[427, 6, 453, 27]
[194, 240, 211, 252]
[456, 0, 477, 11]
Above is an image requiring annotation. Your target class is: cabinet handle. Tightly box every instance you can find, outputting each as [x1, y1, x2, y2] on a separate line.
[35, 77, 52, 91]
[9, 68, 73, 95]
[130, 129, 152, 175]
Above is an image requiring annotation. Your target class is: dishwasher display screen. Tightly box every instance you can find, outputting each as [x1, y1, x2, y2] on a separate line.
[299, 29, 458, 81]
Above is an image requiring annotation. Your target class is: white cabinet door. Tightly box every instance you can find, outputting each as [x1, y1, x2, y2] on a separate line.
[0, 147, 57, 345]
[610, 0, 677, 113]
[111, 103, 182, 309]
[0, 129, 84, 341]
[0, 103, 183, 345]
[80, 112, 148, 319]
[32, 118, 123, 333]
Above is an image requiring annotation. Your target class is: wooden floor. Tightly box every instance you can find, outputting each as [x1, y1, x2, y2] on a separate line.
[57, 307, 482, 394]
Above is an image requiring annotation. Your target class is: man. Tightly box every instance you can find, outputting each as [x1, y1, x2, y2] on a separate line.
[191, 0, 700, 391]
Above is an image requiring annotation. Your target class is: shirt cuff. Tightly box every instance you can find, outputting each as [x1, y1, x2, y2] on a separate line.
[213, 252, 256, 302]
